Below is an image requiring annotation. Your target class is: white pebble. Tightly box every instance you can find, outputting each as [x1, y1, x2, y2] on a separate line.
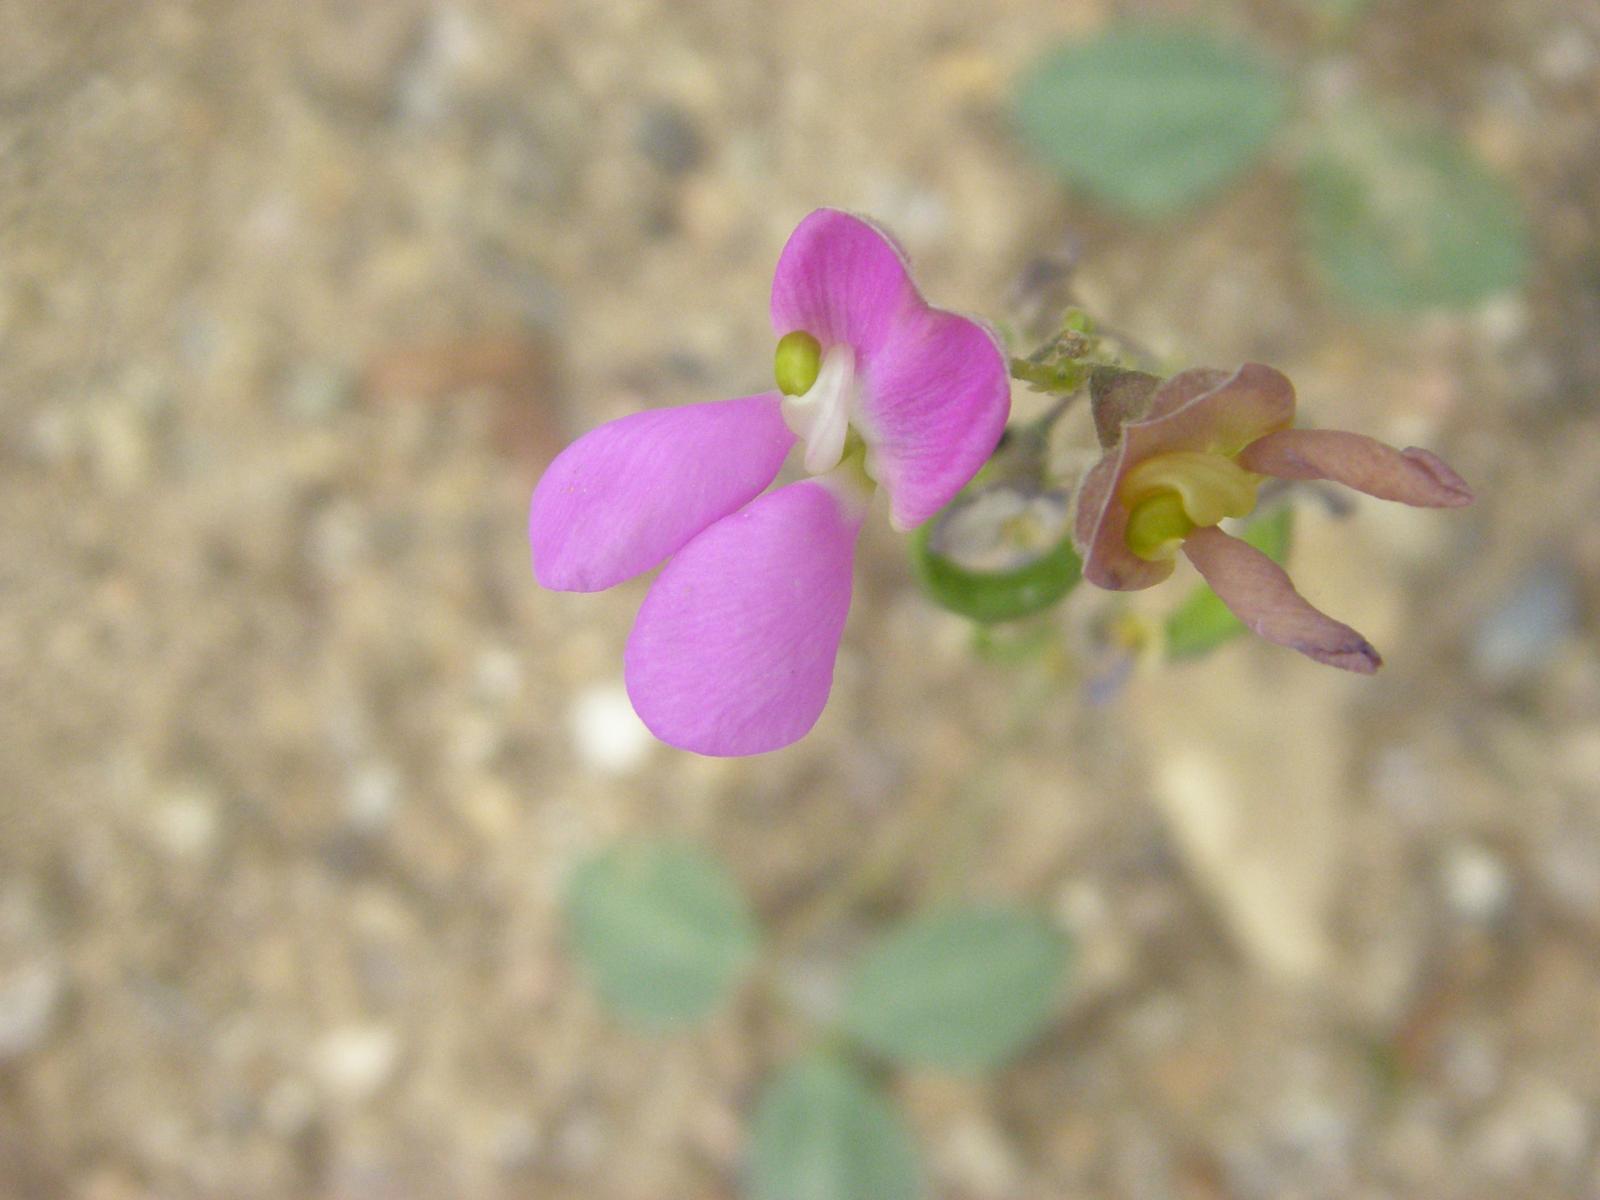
[346, 762, 401, 831]
[1442, 843, 1512, 924]
[312, 1023, 399, 1101]
[0, 961, 63, 1059]
[149, 785, 219, 860]
[567, 682, 653, 774]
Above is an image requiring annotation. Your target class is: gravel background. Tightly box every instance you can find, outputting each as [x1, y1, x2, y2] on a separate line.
[3, 1, 1599, 1197]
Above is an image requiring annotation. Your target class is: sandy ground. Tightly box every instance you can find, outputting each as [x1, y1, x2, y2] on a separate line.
[3, 0, 1600, 1197]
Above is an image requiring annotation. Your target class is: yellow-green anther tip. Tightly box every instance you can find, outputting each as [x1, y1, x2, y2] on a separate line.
[1126, 491, 1195, 561]
[775, 331, 823, 397]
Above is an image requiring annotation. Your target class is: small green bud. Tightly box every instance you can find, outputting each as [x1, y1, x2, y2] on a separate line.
[774, 331, 823, 396]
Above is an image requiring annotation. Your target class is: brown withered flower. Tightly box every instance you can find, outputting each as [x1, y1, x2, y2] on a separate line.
[1074, 364, 1473, 672]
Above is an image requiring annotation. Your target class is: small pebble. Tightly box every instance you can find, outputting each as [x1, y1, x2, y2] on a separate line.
[1473, 1078, 1591, 1178]
[0, 960, 63, 1059]
[553, 1107, 607, 1172]
[1536, 27, 1596, 84]
[941, 1115, 1021, 1197]
[312, 1023, 399, 1102]
[261, 1077, 319, 1134]
[149, 783, 220, 861]
[635, 103, 705, 176]
[281, 362, 354, 422]
[566, 682, 653, 775]
[1441, 842, 1513, 924]
[1470, 565, 1580, 685]
[346, 762, 402, 832]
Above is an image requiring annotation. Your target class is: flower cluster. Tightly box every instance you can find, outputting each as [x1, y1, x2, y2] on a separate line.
[529, 210, 1010, 756]
[532, 210, 1476, 756]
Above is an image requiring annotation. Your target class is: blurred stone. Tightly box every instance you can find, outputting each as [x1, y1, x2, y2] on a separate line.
[312, 1023, 400, 1102]
[1370, 743, 1443, 831]
[553, 1106, 607, 1173]
[148, 782, 221, 862]
[1440, 842, 1513, 925]
[566, 682, 653, 775]
[487, 1110, 544, 1171]
[346, 762, 402, 832]
[1536, 27, 1596, 83]
[26, 406, 78, 465]
[360, 331, 564, 464]
[1052, 878, 1136, 1001]
[306, 500, 369, 580]
[472, 646, 523, 704]
[940, 1114, 1021, 1198]
[0, 959, 63, 1059]
[295, 4, 424, 112]
[1538, 822, 1600, 923]
[1110, 1116, 1176, 1200]
[394, 6, 486, 125]
[775, 947, 848, 1027]
[1471, 1077, 1591, 1180]
[1470, 564, 1580, 685]
[261, 1077, 319, 1135]
[86, 403, 152, 490]
[281, 361, 355, 422]
[1438, 1023, 1503, 1105]
[1133, 651, 1346, 983]
[635, 103, 705, 176]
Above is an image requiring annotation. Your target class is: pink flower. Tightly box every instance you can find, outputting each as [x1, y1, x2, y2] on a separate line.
[530, 210, 1010, 755]
[1075, 363, 1473, 672]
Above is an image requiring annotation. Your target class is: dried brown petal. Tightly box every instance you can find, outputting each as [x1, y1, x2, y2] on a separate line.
[1237, 429, 1474, 507]
[1074, 364, 1296, 591]
[1180, 525, 1381, 673]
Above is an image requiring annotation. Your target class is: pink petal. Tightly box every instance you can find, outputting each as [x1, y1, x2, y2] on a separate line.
[625, 479, 865, 756]
[529, 394, 794, 592]
[1181, 525, 1381, 673]
[770, 209, 920, 361]
[1075, 364, 1296, 591]
[857, 305, 1012, 530]
[1237, 429, 1474, 507]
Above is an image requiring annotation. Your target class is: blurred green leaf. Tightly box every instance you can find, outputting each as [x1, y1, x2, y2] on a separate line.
[912, 487, 1082, 624]
[566, 840, 758, 1030]
[1301, 107, 1529, 312]
[750, 1054, 922, 1200]
[1016, 28, 1289, 218]
[970, 618, 1058, 666]
[842, 906, 1069, 1071]
[1165, 506, 1294, 661]
[1295, 0, 1375, 27]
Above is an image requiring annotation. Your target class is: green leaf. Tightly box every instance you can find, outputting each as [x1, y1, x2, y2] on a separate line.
[842, 906, 1069, 1071]
[565, 840, 758, 1030]
[912, 487, 1082, 624]
[1296, 0, 1374, 27]
[750, 1054, 922, 1200]
[1301, 106, 1529, 312]
[1016, 27, 1289, 218]
[1165, 506, 1293, 661]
